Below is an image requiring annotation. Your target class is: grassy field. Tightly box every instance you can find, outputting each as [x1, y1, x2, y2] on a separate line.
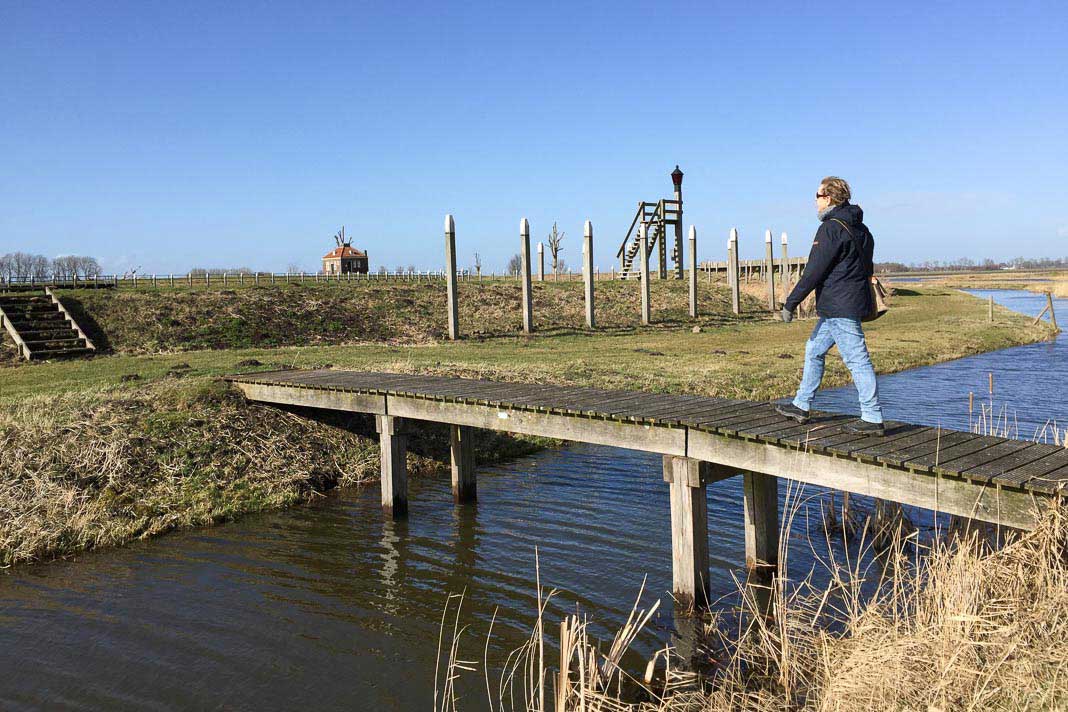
[903, 268, 1068, 298]
[0, 283, 1052, 566]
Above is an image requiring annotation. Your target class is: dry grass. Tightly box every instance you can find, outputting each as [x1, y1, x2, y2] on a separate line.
[0, 379, 548, 567]
[439, 500, 1068, 711]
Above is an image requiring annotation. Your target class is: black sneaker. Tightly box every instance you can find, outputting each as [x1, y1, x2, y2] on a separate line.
[844, 419, 885, 436]
[774, 403, 810, 424]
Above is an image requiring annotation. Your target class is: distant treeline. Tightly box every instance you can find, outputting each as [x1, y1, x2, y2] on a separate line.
[0, 252, 103, 281]
[876, 256, 1068, 273]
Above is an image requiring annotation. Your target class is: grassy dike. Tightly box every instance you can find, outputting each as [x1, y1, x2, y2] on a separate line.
[0, 283, 1051, 567]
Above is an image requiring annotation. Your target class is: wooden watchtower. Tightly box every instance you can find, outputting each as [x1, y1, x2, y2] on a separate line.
[615, 166, 684, 279]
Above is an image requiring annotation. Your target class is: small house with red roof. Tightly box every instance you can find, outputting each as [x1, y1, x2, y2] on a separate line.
[322, 227, 368, 274]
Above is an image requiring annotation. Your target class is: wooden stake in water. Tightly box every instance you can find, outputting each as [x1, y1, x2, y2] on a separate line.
[1048, 291, 1059, 332]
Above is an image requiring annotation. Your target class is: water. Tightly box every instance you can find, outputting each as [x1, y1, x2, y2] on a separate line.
[1, 290, 1065, 711]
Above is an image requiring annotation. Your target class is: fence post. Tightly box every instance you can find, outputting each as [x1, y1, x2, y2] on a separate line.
[445, 214, 459, 340]
[1048, 292, 1059, 331]
[729, 229, 741, 314]
[537, 242, 545, 282]
[989, 295, 994, 322]
[688, 225, 697, 318]
[583, 220, 595, 329]
[640, 223, 651, 325]
[765, 229, 776, 311]
[521, 217, 533, 334]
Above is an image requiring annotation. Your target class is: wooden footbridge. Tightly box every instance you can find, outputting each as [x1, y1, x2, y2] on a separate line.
[227, 369, 1067, 607]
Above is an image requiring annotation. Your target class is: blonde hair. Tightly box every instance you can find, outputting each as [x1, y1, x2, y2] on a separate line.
[819, 176, 851, 205]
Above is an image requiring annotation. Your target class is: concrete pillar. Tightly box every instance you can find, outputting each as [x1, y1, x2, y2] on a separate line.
[780, 233, 790, 296]
[688, 225, 697, 318]
[376, 415, 409, 517]
[639, 223, 651, 325]
[583, 220, 595, 329]
[537, 242, 545, 282]
[664, 456, 709, 608]
[765, 229, 776, 311]
[743, 471, 779, 610]
[445, 214, 459, 340]
[521, 218, 533, 333]
[729, 228, 741, 315]
[450, 424, 476, 503]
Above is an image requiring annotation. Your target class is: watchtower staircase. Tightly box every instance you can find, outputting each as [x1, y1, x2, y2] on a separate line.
[0, 288, 96, 360]
[615, 198, 682, 279]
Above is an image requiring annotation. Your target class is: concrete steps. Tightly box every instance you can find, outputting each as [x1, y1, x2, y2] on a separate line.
[0, 290, 97, 361]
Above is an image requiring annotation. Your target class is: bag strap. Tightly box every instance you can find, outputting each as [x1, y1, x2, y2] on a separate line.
[830, 217, 853, 237]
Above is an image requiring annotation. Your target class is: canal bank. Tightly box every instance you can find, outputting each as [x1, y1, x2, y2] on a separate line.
[0, 289, 1064, 709]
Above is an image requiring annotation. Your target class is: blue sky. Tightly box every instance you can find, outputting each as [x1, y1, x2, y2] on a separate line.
[2, 1, 1066, 274]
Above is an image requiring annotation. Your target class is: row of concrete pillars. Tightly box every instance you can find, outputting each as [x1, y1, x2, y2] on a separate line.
[375, 414, 779, 609]
[444, 216, 703, 339]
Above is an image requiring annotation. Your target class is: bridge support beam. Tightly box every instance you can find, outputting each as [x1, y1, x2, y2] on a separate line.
[743, 471, 779, 613]
[376, 415, 409, 518]
[450, 424, 477, 503]
[664, 456, 709, 609]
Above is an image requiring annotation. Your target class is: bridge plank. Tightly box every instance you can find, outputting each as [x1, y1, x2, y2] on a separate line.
[995, 449, 1068, 493]
[906, 435, 1006, 473]
[962, 442, 1064, 484]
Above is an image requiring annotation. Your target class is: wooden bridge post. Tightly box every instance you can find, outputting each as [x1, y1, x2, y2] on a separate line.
[445, 214, 460, 340]
[521, 218, 534, 333]
[688, 225, 697, 318]
[743, 471, 779, 609]
[376, 415, 409, 517]
[583, 221, 595, 328]
[729, 229, 741, 314]
[765, 230, 777, 311]
[639, 223, 651, 325]
[664, 456, 709, 608]
[450, 424, 477, 503]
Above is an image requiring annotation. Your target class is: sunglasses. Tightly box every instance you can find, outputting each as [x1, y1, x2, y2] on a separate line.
[815, 192, 829, 199]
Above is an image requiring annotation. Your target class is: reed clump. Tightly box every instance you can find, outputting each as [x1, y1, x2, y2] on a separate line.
[444, 503, 1068, 711]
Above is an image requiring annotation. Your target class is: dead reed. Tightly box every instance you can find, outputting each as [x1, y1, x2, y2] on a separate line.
[438, 496, 1068, 711]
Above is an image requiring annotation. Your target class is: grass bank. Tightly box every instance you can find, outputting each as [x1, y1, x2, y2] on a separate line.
[0, 286, 1050, 566]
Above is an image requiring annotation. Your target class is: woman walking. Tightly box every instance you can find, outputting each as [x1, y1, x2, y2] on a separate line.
[775, 176, 884, 435]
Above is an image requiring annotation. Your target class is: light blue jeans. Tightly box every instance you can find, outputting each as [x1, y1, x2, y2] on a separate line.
[792, 317, 883, 423]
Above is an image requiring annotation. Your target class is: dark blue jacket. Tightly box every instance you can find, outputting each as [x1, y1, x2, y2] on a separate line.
[784, 202, 874, 319]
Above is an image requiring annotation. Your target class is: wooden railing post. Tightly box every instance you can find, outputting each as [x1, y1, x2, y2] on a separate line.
[521, 218, 534, 333]
[664, 456, 709, 608]
[445, 214, 459, 340]
[583, 220, 595, 329]
[688, 225, 697, 318]
[450, 424, 477, 503]
[640, 223, 651, 325]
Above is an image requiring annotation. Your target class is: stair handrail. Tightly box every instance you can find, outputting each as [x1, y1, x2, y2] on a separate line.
[0, 302, 32, 360]
[617, 202, 655, 259]
[44, 287, 97, 352]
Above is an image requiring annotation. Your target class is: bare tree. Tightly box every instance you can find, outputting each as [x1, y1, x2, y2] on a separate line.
[473, 252, 482, 276]
[547, 222, 564, 279]
[506, 253, 522, 275]
[0, 254, 13, 282]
